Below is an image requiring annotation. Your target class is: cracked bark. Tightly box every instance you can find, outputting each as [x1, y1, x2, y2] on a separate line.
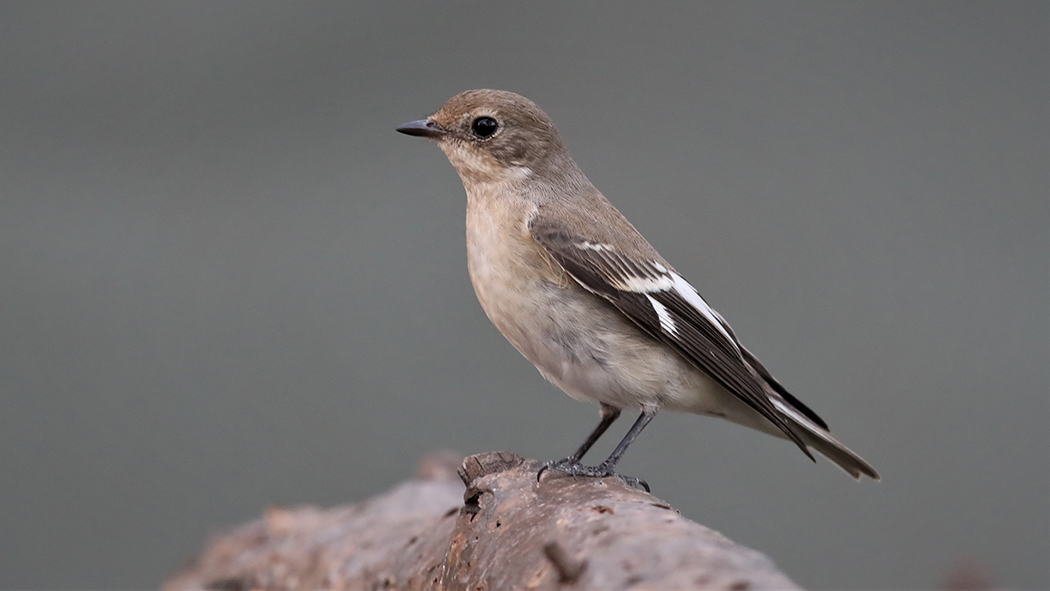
[164, 451, 800, 590]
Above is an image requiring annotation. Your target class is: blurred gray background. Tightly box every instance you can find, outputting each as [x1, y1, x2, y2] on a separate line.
[1, 2, 1046, 589]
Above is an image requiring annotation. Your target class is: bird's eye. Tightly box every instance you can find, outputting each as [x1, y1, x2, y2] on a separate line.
[471, 116, 498, 138]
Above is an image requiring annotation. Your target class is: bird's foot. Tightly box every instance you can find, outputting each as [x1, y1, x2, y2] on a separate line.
[537, 457, 649, 492]
[537, 456, 583, 480]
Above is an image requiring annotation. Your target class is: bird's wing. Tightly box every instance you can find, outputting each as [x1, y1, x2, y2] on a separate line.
[529, 217, 813, 457]
[739, 344, 830, 431]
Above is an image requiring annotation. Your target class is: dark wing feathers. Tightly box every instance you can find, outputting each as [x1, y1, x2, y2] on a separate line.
[649, 288, 741, 361]
[530, 220, 814, 458]
[740, 345, 829, 431]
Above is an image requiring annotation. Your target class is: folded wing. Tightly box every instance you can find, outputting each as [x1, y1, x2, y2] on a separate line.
[529, 216, 813, 458]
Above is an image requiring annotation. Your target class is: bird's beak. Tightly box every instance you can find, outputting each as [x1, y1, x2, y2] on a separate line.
[396, 118, 447, 139]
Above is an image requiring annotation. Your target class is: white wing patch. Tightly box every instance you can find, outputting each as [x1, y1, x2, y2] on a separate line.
[619, 274, 674, 292]
[571, 241, 675, 293]
[578, 241, 614, 252]
[670, 272, 737, 349]
[646, 294, 677, 335]
[565, 237, 738, 354]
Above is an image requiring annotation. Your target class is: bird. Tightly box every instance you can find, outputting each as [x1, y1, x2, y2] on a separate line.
[396, 89, 879, 490]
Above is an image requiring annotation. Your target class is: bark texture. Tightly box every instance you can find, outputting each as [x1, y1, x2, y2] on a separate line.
[164, 451, 800, 591]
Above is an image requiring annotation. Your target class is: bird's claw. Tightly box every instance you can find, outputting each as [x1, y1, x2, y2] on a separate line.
[537, 456, 580, 481]
[615, 473, 650, 492]
[537, 458, 650, 492]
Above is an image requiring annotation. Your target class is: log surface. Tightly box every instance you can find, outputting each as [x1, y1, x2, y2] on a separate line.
[164, 451, 800, 590]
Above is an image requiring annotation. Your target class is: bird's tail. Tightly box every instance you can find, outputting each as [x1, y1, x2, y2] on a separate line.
[771, 397, 881, 481]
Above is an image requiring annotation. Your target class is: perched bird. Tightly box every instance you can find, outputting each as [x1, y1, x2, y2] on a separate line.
[397, 89, 879, 489]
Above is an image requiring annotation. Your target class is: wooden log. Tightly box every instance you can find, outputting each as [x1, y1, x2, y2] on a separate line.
[164, 451, 800, 590]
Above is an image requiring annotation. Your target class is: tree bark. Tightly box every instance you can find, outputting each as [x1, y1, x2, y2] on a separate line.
[164, 451, 800, 590]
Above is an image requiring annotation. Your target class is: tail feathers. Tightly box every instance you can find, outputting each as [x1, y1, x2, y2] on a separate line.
[771, 397, 880, 481]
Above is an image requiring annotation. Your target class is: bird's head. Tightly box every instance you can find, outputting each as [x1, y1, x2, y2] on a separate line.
[397, 89, 574, 186]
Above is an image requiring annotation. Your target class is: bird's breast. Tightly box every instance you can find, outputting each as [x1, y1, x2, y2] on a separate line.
[463, 194, 651, 406]
[464, 195, 555, 351]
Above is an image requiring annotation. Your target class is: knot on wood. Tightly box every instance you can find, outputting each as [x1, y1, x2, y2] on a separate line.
[457, 451, 526, 486]
[543, 541, 587, 584]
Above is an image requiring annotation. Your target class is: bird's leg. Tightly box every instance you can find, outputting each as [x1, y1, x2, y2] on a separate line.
[539, 407, 657, 492]
[571, 403, 622, 462]
[538, 403, 620, 480]
[593, 409, 657, 490]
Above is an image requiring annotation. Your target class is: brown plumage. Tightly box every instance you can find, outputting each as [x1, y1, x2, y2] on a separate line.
[398, 89, 879, 485]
